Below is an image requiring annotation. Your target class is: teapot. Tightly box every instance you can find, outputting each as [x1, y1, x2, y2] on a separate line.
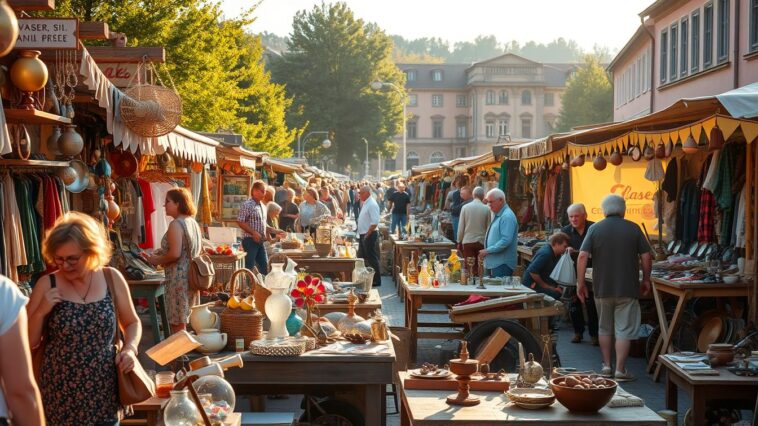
[189, 303, 220, 331]
[194, 329, 228, 354]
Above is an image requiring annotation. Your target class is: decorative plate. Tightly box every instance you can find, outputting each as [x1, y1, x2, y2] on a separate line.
[410, 368, 452, 380]
[512, 400, 555, 410]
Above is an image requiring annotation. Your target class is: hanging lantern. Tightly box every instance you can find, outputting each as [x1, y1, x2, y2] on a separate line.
[609, 150, 623, 166]
[709, 123, 724, 150]
[570, 155, 585, 167]
[561, 159, 569, 170]
[57, 125, 84, 156]
[0, 0, 19, 58]
[593, 155, 607, 171]
[643, 144, 655, 160]
[682, 135, 699, 154]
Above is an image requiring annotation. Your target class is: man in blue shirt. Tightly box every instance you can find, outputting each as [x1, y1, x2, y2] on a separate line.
[478, 188, 518, 277]
[521, 232, 570, 299]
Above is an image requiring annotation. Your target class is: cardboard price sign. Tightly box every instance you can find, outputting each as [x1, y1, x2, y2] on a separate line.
[16, 18, 79, 50]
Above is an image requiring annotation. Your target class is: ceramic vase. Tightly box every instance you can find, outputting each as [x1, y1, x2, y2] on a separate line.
[0, 0, 18, 58]
[286, 309, 303, 336]
[58, 125, 84, 156]
[265, 287, 292, 339]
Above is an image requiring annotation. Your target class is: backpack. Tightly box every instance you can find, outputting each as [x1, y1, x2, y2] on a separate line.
[183, 219, 215, 291]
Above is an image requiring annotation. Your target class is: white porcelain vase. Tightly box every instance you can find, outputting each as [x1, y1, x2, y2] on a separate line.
[264, 263, 294, 339]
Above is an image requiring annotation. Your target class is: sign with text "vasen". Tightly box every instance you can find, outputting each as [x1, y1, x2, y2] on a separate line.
[15, 19, 79, 50]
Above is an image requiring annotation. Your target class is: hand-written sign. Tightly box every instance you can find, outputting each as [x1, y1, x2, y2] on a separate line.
[15, 19, 79, 50]
[97, 63, 149, 88]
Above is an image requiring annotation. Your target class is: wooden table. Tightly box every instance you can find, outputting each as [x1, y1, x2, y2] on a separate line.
[647, 277, 752, 381]
[201, 346, 395, 426]
[133, 396, 242, 426]
[391, 235, 455, 290]
[291, 257, 361, 281]
[128, 277, 170, 344]
[397, 372, 665, 425]
[516, 245, 536, 266]
[659, 355, 758, 426]
[399, 274, 534, 363]
[317, 288, 382, 318]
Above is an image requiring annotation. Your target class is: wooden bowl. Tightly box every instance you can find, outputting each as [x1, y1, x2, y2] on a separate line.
[550, 375, 617, 412]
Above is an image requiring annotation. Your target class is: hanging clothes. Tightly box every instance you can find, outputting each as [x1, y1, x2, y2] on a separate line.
[712, 143, 737, 211]
[150, 182, 177, 247]
[662, 158, 678, 202]
[137, 178, 156, 250]
[676, 179, 700, 244]
[697, 189, 717, 243]
[190, 169, 202, 209]
[734, 188, 746, 248]
[554, 168, 571, 227]
[198, 168, 213, 226]
[542, 172, 557, 222]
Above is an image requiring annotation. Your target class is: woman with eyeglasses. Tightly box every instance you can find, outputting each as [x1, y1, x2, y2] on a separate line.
[144, 188, 202, 333]
[27, 212, 142, 426]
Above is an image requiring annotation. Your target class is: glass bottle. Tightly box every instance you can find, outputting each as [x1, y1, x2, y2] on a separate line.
[447, 250, 461, 283]
[407, 251, 419, 285]
[163, 389, 202, 426]
[418, 259, 430, 288]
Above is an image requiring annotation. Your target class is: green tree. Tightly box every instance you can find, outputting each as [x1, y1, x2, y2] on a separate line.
[45, 0, 296, 156]
[271, 2, 403, 167]
[556, 55, 613, 132]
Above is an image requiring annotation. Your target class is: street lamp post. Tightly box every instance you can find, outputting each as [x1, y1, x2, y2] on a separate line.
[361, 137, 369, 178]
[370, 81, 407, 174]
[297, 130, 331, 159]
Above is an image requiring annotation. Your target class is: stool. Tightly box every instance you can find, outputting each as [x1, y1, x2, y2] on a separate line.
[129, 279, 170, 344]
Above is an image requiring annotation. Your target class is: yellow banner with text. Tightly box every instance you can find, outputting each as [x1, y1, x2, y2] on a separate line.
[570, 161, 661, 236]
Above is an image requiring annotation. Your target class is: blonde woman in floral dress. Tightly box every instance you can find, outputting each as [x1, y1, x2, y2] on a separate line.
[145, 188, 202, 332]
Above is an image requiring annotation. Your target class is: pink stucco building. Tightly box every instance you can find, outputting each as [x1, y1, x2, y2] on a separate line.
[375, 54, 574, 175]
[609, 0, 758, 122]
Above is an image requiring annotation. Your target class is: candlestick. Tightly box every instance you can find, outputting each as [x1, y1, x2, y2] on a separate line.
[518, 342, 525, 369]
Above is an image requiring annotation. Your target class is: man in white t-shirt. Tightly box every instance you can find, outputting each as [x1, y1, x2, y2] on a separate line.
[357, 185, 381, 287]
[0, 275, 45, 425]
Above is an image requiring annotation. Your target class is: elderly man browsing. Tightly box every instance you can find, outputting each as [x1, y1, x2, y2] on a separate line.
[457, 186, 491, 277]
[357, 185, 382, 287]
[577, 194, 652, 381]
[562, 203, 599, 345]
[478, 188, 518, 277]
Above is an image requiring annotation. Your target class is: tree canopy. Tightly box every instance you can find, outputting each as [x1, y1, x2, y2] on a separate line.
[45, 0, 297, 157]
[270, 2, 404, 168]
[556, 55, 613, 132]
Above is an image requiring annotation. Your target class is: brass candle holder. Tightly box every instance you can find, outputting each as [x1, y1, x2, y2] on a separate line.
[446, 341, 480, 407]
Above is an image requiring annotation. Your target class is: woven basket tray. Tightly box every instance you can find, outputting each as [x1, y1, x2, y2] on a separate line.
[281, 240, 302, 250]
[249, 338, 306, 357]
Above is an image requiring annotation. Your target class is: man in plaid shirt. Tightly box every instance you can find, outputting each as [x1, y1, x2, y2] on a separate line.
[237, 181, 285, 273]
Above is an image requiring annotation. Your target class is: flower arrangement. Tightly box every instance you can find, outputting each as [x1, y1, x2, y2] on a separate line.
[290, 274, 326, 337]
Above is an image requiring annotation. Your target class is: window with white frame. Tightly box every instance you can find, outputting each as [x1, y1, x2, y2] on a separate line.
[408, 94, 418, 107]
[704, 3, 714, 67]
[406, 70, 417, 81]
[670, 22, 678, 80]
[407, 151, 419, 168]
[498, 119, 509, 136]
[486, 90, 496, 105]
[632, 62, 638, 98]
[636, 56, 643, 96]
[430, 151, 445, 163]
[716, 0, 729, 62]
[456, 94, 466, 107]
[407, 121, 417, 139]
[432, 94, 443, 107]
[751, 0, 758, 52]
[521, 116, 532, 139]
[680, 17, 688, 77]
[432, 69, 443, 81]
[660, 28, 669, 82]
[456, 119, 467, 138]
[432, 119, 443, 138]
[692, 10, 700, 72]
[544, 93, 554, 106]
[485, 120, 495, 138]
[499, 90, 509, 104]
[521, 90, 532, 105]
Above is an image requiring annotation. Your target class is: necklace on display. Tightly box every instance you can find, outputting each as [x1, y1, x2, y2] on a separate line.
[74, 271, 94, 303]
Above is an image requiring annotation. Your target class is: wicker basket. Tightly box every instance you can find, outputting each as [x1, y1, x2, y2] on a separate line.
[250, 266, 271, 315]
[281, 240, 302, 250]
[220, 268, 264, 350]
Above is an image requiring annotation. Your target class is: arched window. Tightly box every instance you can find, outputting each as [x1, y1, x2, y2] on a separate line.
[486, 90, 496, 105]
[499, 90, 509, 104]
[521, 90, 532, 105]
[430, 151, 445, 163]
[407, 151, 420, 168]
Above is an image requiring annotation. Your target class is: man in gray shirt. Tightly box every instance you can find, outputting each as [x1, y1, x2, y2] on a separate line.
[577, 194, 652, 381]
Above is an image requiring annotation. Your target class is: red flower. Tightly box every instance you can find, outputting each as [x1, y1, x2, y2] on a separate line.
[290, 289, 300, 298]
[295, 298, 305, 307]
[304, 275, 312, 284]
[314, 294, 325, 303]
[311, 278, 320, 287]
[305, 287, 315, 296]
[316, 283, 326, 293]
[297, 280, 307, 289]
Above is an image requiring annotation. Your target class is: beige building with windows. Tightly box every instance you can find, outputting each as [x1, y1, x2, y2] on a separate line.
[376, 54, 575, 174]
[609, 0, 758, 122]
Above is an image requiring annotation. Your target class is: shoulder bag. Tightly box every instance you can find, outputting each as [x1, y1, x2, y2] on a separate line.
[104, 268, 156, 406]
[182, 219, 215, 291]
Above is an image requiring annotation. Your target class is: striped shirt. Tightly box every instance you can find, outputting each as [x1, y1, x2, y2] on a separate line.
[237, 198, 266, 238]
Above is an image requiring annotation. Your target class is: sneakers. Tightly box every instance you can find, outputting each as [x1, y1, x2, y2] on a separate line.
[571, 334, 582, 343]
[591, 336, 599, 346]
[601, 364, 613, 377]
[614, 370, 636, 382]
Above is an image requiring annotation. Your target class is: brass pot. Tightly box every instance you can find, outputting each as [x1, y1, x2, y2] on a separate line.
[58, 125, 84, 156]
[10, 50, 48, 92]
[0, 0, 18, 58]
